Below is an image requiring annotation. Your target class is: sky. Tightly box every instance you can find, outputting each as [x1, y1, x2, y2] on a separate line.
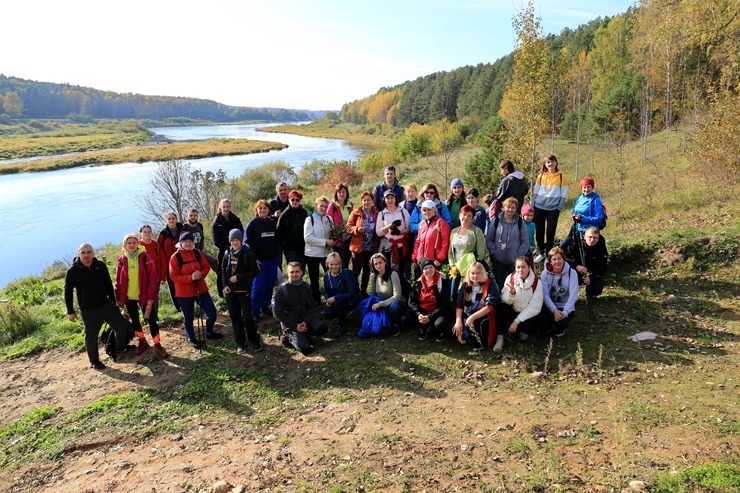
[2, 0, 635, 111]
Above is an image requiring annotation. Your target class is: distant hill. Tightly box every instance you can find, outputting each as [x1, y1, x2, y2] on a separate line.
[0, 75, 325, 122]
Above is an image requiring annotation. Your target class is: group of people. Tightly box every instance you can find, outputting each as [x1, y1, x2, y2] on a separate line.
[64, 156, 608, 368]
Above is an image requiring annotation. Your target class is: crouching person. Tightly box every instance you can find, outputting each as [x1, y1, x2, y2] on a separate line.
[274, 262, 328, 354]
[499, 256, 543, 344]
[452, 262, 501, 351]
[408, 258, 451, 341]
[323, 252, 359, 337]
[65, 243, 131, 370]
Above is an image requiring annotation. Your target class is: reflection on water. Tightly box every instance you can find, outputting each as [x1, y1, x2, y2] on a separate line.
[0, 123, 363, 288]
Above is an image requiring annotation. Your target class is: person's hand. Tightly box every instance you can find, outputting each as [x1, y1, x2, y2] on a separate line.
[419, 314, 430, 324]
[117, 301, 124, 308]
[553, 309, 565, 322]
[223, 286, 231, 295]
[296, 322, 308, 333]
[576, 265, 588, 275]
[508, 321, 518, 333]
[392, 220, 401, 227]
[143, 303, 152, 319]
[433, 260, 441, 268]
[466, 316, 476, 328]
[509, 285, 517, 296]
[583, 276, 591, 286]
[229, 275, 238, 283]
[327, 296, 335, 306]
[326, 239, 335, 247]
[274, 210, 282, 218]
[371, 303, 380, 312]
[452, 319, 463, 336]
[68, 313, 77, 322]
[192, 270, 202, 281]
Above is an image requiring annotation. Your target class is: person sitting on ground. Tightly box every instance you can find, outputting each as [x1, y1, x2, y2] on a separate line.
[323, 252, 359, 337]
[65, 243, 132, 370]
[447, 178, 466, 228]
[169, 232, 224, 349]
[368, 253, 407, 336]
[408, 258, 452, 341]
[115, 234, 170, 359]
[222, 228, 262, 353]
[372, 165, 405, 212]
[499, 256, 543, 345]
[540, 246, 579, 338]
[274, 262, 328, 355]
[452, 261, 501, 351]
[569, 226, 608, 298]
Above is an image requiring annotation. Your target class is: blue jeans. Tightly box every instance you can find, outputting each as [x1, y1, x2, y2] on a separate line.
[178, 293, 217, 342]
[323, 296, 358, 326]
[252, 256, 280, 316]
[387, 300, 406, 326]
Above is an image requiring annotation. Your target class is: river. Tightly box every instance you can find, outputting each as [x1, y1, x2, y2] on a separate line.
[0, 123, 363, 288]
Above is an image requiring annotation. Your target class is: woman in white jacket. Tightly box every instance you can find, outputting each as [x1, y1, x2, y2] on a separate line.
[499, 257, 543, 345]
[304, 196, 335, 305]
[539, 247, 579, 337]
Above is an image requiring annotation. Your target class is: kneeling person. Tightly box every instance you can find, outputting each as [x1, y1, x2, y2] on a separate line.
[274, 262, 328, 354]
[408, 258, 451, 341]
[323, 252, 359, 337]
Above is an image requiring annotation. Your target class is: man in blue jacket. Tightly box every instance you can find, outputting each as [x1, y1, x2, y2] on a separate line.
[372, 165, 405, 211]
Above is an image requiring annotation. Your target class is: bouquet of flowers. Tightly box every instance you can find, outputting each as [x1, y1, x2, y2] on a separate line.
[329, 222, 347, 242]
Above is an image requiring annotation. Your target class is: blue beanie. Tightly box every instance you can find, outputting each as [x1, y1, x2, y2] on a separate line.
[450, 178, 463, 190]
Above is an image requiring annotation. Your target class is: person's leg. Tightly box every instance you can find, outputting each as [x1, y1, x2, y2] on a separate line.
[251, 260, 269, 317]
[552, 311, 574, 337]
[177, 297, 197, 342]
[432, 314, 450, 340]
[166, 277, 181, 311]
[145, 301, 161, 342]
[238, 292, 261, 347]
[517, 315, 539, 337]
[197, 293, 219, 336]
[226, 292, 246, 348]
[307, 316, 328, 337]
[539, 307, 555, 335]
[589, 277, 604, 297]
[360, 251, 372, 296]
[388, 301, 407, 328]
[80, 307, 104, 364]
[533, 208, 547, 253]
[216, 249, 226, 297]
[305, 256, 321, 304]
[544, 209, 561, 253]
[286, 330, 314, 355]
[496, 303, 517, 332]
[126, 299, 149, 353]
[492, 261, 509, 290]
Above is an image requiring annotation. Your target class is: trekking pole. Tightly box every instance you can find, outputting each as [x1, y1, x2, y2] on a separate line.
[193, 279, 206, 350]
[577, 230, 595, 322]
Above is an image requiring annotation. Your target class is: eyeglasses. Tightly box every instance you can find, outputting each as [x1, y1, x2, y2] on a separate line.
[289, 198, 301, 202]
[423, 190, 435, 195]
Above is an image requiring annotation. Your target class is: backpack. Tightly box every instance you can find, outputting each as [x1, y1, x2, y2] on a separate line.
[490, 216, 523, 243]
[100, 321, 135, 360]
[591, 200, 608, 230]
[175, 248, 201, 268]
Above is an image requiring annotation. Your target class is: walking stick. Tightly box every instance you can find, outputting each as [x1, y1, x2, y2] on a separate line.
[577, 230, 595, 322]
[193, 279, 207, 350]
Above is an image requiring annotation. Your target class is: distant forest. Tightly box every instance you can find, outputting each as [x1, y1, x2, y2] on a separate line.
[0, 75, 323, 122]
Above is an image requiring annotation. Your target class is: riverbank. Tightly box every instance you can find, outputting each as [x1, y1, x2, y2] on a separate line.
[260, 121, 388, 148]
[0, 138, 288, 174]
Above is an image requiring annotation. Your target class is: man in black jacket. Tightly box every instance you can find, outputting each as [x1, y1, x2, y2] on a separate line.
[211, 199, 243, 297]
[64, 243, 130, 370]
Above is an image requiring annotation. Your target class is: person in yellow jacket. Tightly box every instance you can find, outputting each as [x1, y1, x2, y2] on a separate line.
[531, 155, 568, 263]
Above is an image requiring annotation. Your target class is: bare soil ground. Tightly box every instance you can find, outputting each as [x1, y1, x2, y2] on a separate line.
[1, 302, 738, 493]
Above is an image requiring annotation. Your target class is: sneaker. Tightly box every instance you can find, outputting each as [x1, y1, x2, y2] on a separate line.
[334, 326, 347, 338]
[390, 325, 401, 337]
[436, 331, 448, 342]
[252, 341, 264, 353]
[90, 360, 106, 370]
[136, 338, 151, 355]
[493, 335, 504, 353]
[205, 332, 224, 340]
[154, 343, 170, 359]
[518, 332, 529, 341]
[418, 325, 429, 341]
[553, 328, 566, 338]
[189, 340, 203, 350]
[534, 253, 545, 264]
[236, 346, 246, 355]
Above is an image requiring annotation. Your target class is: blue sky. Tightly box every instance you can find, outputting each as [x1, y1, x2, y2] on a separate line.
[3, 0, 635, 110]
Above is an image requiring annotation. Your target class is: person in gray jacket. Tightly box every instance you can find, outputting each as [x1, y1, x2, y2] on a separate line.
[274, 262, 328, 355]
[486, 197, 529, 289]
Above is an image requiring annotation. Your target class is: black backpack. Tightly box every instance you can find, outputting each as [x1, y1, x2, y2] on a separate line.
[100, 321, 135, 360]
[175, 248, 201, 268]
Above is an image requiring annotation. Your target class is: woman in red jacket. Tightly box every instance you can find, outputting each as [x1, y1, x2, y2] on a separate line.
[169, 232, 224, 349]
[115, 234, 170, 358]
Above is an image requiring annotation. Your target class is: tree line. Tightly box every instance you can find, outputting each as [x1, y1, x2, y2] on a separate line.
[0, 75, 323, 122]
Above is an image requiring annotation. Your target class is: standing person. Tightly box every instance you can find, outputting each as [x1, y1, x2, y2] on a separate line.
[347, 191, 379, 296]
[375, 190, 411, 274]
[304, 196, 335, 305]
[169, 232, 224, 349]
[65, 243, 131, 369]
[447, 178, 466, 228]
[448, 205, 489, 302]
[183, 208, 219, 274]
[400, 183, 421, 280]
[415, 183, 452, 226]
[269, 182, 291, 219]
[115, 234, 170, 358]
[276, 189, 309, 268]
[139, 224, 165, 286]
[569, 227, 608, 298]
[323, 252, 359, 337]
[452, 262, 501, 351]
[326, 183, 354, 268]
[211, 199, 243, 297]
[372, 165, 404, 211]
[157, 211, 184, 311]
[465, 188, 488, 232]
[274, 262, 328, 355]
[499, 256, 543, 345]
[532, 155, 568, 263]
[222, 229, 263, 353]
[540, 247, 579, 337]
[412, 199, 451, 273]
[560, 176, 604, 252]
[244, 199, 282, 324]
[491, 159, 528, 215]
[520, 204, 537, 257]
[486, 197, 530, 288]
[408, 258, 451, 341]
[368, 253, 407, 335]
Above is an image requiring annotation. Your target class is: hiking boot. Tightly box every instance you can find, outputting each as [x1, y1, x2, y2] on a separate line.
[90, 360, 106, 370]
[534, 253, 545, 264]
[553, 328, 566, 338]
[136, 338, 151, 355]
[154, 343, 170, 359]
[205, 332, 224, 340]
[281, 336, 293, 349]
[418, 325, 429, 341]
[252, 341, 264, 353]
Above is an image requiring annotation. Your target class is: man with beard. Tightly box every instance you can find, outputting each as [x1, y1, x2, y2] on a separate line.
[183, 208, 218, 274]
[269, 182, 291, 219]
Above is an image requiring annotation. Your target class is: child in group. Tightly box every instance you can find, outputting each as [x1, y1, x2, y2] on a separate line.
[521, 204, 536, 257]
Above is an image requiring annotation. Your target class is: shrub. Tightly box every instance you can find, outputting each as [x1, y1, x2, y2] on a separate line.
[0, 303, 40, 346]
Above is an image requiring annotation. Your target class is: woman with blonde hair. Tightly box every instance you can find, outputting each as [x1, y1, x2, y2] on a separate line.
[115, 233, 170, 358]
[304, 195, 335, 305]
[452, 262, 501, 351]
[323, 252, 359, 337]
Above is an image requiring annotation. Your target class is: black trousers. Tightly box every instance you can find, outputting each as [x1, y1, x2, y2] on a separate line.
[80, 302, 128, 363]
[534, 207, 561, 255]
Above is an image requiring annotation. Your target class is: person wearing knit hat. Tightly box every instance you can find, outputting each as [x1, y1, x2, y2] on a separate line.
[447, 179, 466, 228]
[559, 175, 604, 252]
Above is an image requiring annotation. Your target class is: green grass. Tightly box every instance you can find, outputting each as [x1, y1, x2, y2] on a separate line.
[653, 462, 740, 493]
